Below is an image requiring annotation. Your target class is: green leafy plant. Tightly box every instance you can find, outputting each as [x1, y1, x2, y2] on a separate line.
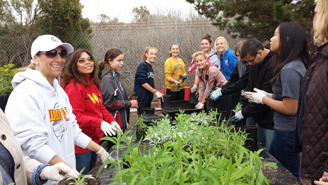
[232, 102, 243, 113]
[0, 64, 22, 95]
[64, 167, 94, 185]
[96, 111, 278, 184]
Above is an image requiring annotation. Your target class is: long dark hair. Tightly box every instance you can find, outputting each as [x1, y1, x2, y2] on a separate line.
[270, 22, 310, 84]
[62, 48, 100, 89]
[98, 48, 123, 79]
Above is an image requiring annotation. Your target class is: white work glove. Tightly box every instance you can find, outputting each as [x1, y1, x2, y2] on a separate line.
[154, 91, 164, 102]
[111, 121, 122, 134]
[244, 88, 268, 104]
[191, 85, 197, 93]
[195, 102, 204, 109]
[40, 162, 79, 181]
[230, 110, 244, 122]
[101, 121, 116, 136]
[254, 88, 273, 98]
[174, 80, 181, 87]
[209, 88, 222, 101]
[96, 147, 115, 168]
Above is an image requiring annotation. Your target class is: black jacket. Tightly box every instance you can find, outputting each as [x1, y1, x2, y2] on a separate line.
[221, 61, 249, 96]
[240, 51, 274, 129]
[100, 69, 131, 130]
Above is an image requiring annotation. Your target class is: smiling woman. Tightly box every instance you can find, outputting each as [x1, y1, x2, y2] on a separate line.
[61, 48, 119, 175]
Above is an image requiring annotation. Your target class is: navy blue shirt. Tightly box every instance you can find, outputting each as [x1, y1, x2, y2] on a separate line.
[133, 61, 155, 104]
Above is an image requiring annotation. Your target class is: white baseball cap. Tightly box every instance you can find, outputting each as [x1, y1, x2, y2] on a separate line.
[31, 35, 74, 62]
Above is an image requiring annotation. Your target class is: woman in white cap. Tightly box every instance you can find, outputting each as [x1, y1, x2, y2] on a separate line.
[5, 35, 114, 184]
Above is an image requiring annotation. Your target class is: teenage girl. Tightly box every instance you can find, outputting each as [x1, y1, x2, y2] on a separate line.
[214, 36, 238, 81]
[164, 44, 187, 101]
[191, 34, 221, 93]
[193, 51, 227, 110]
[244, 22, 309, 179]
[98, 48, 138, 132]
[133, 47, 163, 110]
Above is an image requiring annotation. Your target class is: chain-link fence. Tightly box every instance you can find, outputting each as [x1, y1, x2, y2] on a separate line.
[0, 19, 275, 96]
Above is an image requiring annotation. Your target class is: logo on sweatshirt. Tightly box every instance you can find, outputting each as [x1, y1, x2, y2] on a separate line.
[49, 107, 69, 122]
[147, 72, 154, 79]
[50, 103, 68, 143]
[87, 93, 100, 104]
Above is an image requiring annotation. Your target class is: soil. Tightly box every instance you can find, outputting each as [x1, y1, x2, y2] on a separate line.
[59, 176, 100, 185]
[262, 160, 302, 185]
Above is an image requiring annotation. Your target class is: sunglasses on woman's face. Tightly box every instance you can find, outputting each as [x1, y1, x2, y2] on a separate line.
[78, 57, 94, 64]
[39, 49, 67, 59]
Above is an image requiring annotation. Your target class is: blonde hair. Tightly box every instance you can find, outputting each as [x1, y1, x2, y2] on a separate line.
[214, 37, 229, 53]
[192, 51, 207, 60]
[25, 63, 36, 70]
[142, 47, 157, 66]
[313, 0, 328, 46]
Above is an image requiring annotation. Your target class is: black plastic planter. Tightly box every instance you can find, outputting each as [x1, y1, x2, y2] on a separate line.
[137, 107, 155, 115]
[237, 126, 258, 152]
[160, 95, 171, 108]
[189, 91, 197, 104]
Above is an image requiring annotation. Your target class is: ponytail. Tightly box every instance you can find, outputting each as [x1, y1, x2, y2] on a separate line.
[98, 48, 124, 79]
[97, 60, 106, 79]
[142, 46, 158, 62]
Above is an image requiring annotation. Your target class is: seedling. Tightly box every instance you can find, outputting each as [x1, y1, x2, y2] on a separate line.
[64, 167, 94, 185]
[232, 102, 243, 113]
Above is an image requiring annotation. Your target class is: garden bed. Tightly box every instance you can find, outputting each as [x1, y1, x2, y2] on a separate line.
[89, 111, 302, 185]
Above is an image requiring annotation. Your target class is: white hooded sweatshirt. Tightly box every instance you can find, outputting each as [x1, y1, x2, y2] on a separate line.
[5, 69, 91, 181]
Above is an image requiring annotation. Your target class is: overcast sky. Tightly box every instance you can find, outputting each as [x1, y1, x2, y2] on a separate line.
[80, 0, 198, 23]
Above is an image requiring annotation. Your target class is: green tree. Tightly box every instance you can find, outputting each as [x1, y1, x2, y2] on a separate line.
[186, 0, 315, 43]
[132, 6, 150, 23]
[37, 0, 93, 51]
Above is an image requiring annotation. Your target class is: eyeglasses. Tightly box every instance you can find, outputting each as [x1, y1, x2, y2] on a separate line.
[78, 57, 94, 64]
[311, 11, 317, 18]
[38, 49, 67, 59]
[245, 53, 257, 63]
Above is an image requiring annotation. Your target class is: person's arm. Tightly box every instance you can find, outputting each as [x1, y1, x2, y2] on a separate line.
[241, 63, 273, 118]
[194, 77, 199, 86]
[260, 68, 303, 115]
[221, 65, 250, 96]
[141, 83, 157, 94]
[198, 77, 205, 102]
[100, 75, 131, 111]
[202, 67, 226, 103]
[262, 97, 298, 115]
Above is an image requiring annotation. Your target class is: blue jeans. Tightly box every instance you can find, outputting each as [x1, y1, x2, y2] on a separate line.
[75, 151, 97, 175]
[246, 117, 255, 126]
[256, 123, 274, 149]
[269, 129, 300, 180]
